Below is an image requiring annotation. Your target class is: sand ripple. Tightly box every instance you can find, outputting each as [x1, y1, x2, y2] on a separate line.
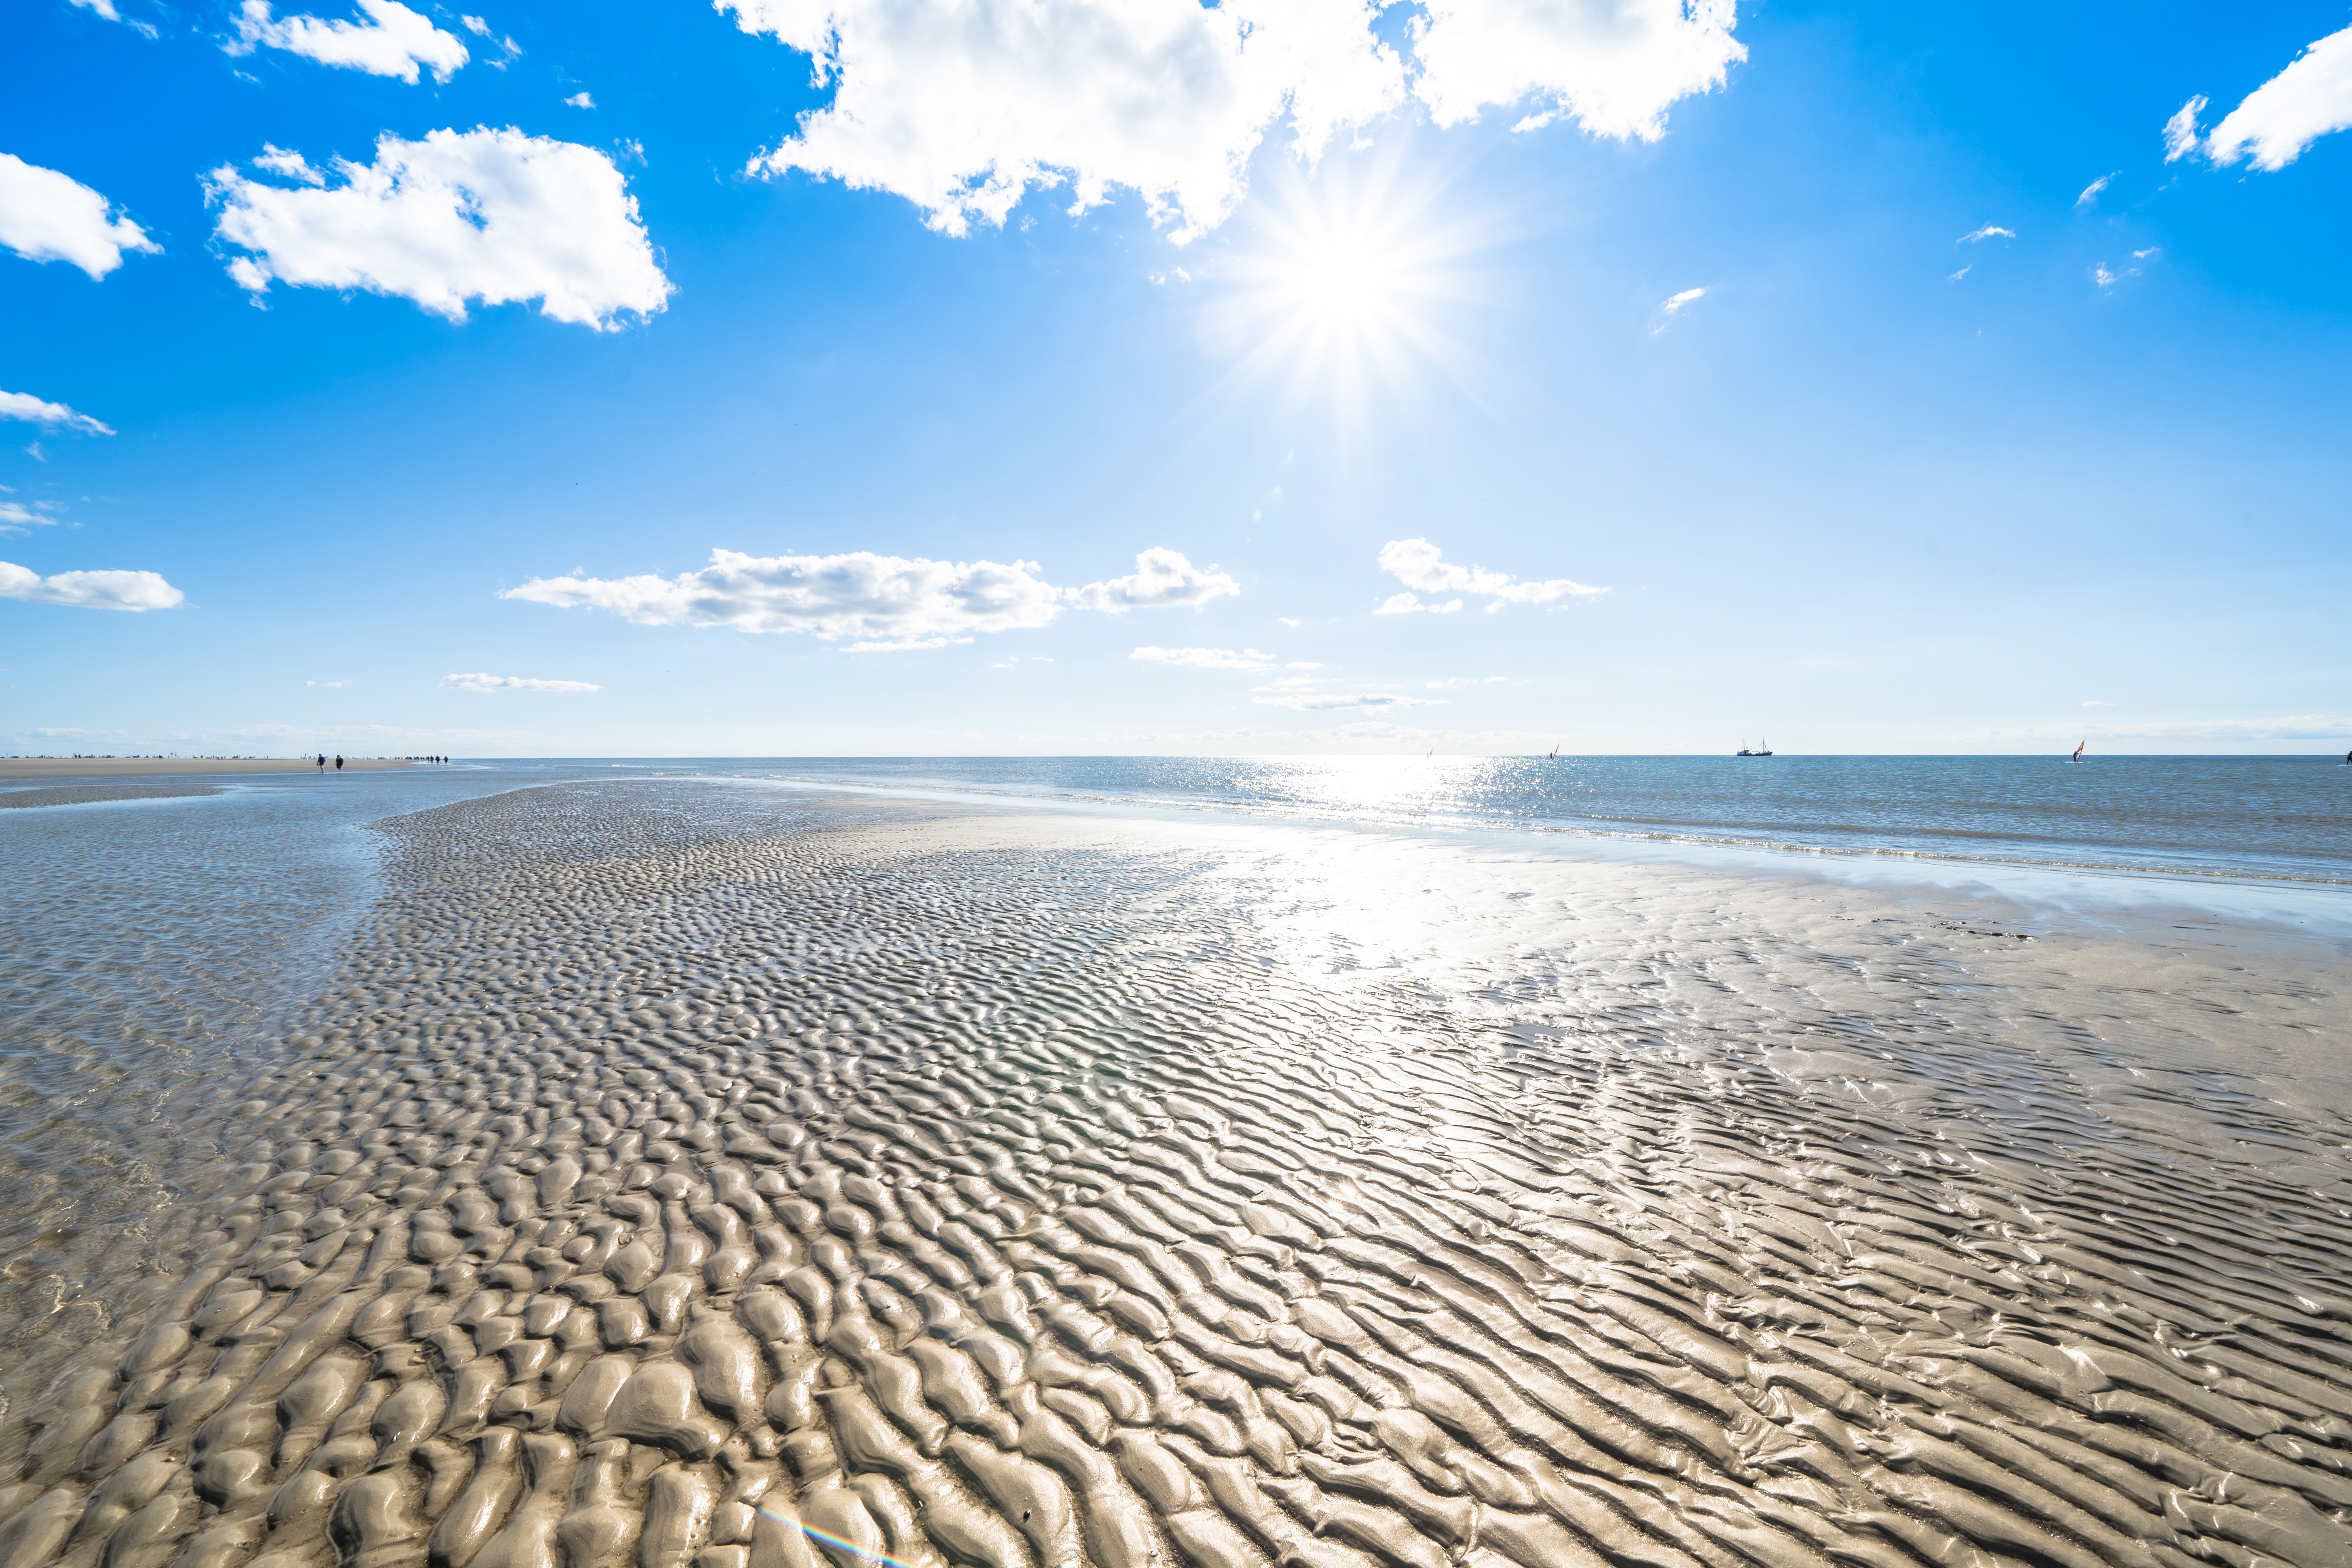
[3, 785, 2347, 1568]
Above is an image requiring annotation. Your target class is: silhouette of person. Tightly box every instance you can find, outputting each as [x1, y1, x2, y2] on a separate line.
[316, 752, 326, 774]
[334, 754, 344, 772]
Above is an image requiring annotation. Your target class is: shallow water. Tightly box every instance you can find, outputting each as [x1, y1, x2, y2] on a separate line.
[0, 780, 2345, 1568]
[568, 755, 2352, 886]
[0, 769, 611, 1367]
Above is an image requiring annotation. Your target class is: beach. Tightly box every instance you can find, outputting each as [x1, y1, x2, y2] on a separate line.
[1, 779, 2347, 1568]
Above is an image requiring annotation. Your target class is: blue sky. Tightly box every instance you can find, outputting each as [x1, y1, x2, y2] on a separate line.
[3, 0, 2349, 755]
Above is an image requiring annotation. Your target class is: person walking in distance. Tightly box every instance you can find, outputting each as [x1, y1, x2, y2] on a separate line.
[334, 754, 343, 773]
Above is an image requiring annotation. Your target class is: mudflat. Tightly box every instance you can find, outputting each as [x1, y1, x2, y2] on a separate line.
[1, 781, 2345, 1568]
[0, 759, 424, 780]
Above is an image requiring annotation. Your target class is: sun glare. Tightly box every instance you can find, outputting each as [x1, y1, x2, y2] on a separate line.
[1283, 214, 1407, 328]
[1191, 140, 1495, 428]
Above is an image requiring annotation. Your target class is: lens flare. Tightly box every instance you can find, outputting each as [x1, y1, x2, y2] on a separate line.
[755, 1502, 919, 1568]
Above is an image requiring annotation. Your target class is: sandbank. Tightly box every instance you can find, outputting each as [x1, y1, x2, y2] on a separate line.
[0, 757, 425, 780]
[0, 781, 2344, 1568]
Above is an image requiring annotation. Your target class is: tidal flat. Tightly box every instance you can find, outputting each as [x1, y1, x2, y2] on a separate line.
[1, 780, 2346, 1568]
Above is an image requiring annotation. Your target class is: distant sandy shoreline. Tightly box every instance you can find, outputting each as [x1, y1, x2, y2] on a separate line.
[0, 756, 427, 780]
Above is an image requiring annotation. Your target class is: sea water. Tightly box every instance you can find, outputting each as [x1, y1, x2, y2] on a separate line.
[668, 753, 2352, 885]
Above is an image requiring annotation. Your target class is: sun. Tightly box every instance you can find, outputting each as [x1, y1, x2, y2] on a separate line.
[1189, 138, 1493, 426]
[1278, 208, 1409, 331]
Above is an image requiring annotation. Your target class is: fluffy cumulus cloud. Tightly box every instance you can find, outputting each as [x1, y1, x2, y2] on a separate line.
[440, 673, 601, 692]
[2199, 23, 2352, 170]
[1376, 537, 1607, 613]
[207, 128, 672, 330]
[510, 545, 1233, 650]
[724, 0, 1741, 241]
[0, 389, 112, 436]
[0, 152, 159, 278]
[728, 0, 1405, 240]
[0, 561, 183, 611]
[1130, 645, 1277, 670]
[1412, 0, 1745, 140]
[227, 0, 470, 83]
[1064, 548, 1239, 612]
[505, 548, 1067, 652]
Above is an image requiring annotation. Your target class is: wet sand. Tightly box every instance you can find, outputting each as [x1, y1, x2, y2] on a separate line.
[0, 761, 423, 781]
[2, 781, 2346, 1568]
[2, 783, 228, 810]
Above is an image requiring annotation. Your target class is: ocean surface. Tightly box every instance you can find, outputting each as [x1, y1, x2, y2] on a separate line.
[664, 753, 2352, 885]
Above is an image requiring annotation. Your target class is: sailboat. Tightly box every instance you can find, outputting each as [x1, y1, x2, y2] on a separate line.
[1548, 743, 1559, 759]
[1736, 738, 1773, 757]
[2070, 740, 2085, 763]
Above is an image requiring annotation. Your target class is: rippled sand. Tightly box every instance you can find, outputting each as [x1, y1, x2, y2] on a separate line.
[3, 782, 2347, 1568]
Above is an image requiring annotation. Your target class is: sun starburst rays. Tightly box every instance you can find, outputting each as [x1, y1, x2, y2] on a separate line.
[1187, 143, 1498, 434]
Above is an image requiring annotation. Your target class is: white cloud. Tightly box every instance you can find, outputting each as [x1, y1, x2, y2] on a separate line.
[0, 502, 64, 535]
[1251, 689, 1443, 711]
[505, 547, 1066, 650]
[1374, 591, 1462, 614]
[1425, 675, 1506, 688]
[565, 91, 594, 108]
[441, 673, 600, 692]
[1652, 285, 1705, 333]
[1947, 264, 1970, 282]
[2203, 25, 2352, 171]
[1412, 0, 1745, 142]
[1377, 537, 1607, 612]
[2075, 171, 2115, 206]
[227, 0, 470, 82]
[0, 561, 182, 611]
[725, 0, 1741, 243]
[457, 13, 522, 62]
[1956, 224, 2014, 243]
[1278, 616, 1301, 627]
[2163, 95, 2207, 162]
[1066, 548, 1238, 612]
[307, 679, 353, 688]
[2081, 700, 2113, 707]
[253, 146, 327, 186]
[0, 152, 159, 279]
[0, 391, 111, 436]
[508, 545, 1236, 650]
[1131, 645, 1277, 671]
[728, 0, 1407, 242]
[208, 128, 671, 330]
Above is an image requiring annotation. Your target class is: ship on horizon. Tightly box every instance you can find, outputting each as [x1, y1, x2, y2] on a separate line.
[1737, 738, 1774, 756]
